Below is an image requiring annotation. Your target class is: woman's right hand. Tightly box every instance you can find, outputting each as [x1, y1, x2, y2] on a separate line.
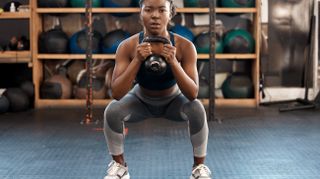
[135, 42, 152, 62]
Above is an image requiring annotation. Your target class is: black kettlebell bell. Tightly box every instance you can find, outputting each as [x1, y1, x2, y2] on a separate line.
[142, 36, 170, 75]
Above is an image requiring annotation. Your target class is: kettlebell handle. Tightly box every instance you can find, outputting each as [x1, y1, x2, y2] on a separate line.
[142, 36, 170, 45]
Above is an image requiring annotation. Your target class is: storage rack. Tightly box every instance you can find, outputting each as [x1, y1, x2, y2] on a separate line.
[31, 1, 260, 108]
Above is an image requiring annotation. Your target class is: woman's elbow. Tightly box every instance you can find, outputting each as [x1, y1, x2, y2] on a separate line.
[186, 90, 198, 101]
[111, 93, 122, 101]
[110, 87, 123, 100]
[188, 94, 198, 101]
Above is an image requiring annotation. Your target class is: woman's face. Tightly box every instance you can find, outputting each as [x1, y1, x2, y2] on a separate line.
[140, 0, 171, 36]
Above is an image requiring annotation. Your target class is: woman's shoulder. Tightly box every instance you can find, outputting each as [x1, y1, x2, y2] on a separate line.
[116, 33, 140, 58]
[172, 33, 196, 52]
[119, 33, 140, 49]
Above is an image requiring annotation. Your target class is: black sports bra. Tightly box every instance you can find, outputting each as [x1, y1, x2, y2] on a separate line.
[135, 32, 177, 90]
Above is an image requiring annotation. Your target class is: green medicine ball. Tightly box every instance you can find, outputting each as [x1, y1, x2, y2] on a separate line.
[194, 32, 224, 54]
[221, 0, 255, 8]
[221, 74, 254, 98]
[183, 0, 209, 7]
[223, 29, 254, 53]
[70, 0, 102, 7]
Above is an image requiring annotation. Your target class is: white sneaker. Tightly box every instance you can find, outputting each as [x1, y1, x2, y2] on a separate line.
[104, 160, 130, 179]
[190, 164, 212, 179]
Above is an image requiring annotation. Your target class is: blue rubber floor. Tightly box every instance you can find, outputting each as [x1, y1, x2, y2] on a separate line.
[0, 106, 320, 179]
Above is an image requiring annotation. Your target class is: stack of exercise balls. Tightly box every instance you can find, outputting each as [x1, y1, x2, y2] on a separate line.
[0, 81, 34, 114]
[193, 29, 254, 54]
[183, 0, 255, 9]
[38, 25, 128, 99]
[190, 7, 255, 99]
[39, 27, 131, 55]
[38, 0, 140, 8]
[221, 28, 255, 98]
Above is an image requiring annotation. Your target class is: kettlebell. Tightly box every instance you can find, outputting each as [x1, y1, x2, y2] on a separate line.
[40, 63, 72, 99]
[142, 36, 170, 76]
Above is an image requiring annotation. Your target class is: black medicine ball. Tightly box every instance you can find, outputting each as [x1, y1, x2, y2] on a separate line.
[37, 0, 69, 8]
[3, 88, 30, 112]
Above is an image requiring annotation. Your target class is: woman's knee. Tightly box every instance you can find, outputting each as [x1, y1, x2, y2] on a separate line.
[104, 100, 125, 133]
[181, 99, 207, 134]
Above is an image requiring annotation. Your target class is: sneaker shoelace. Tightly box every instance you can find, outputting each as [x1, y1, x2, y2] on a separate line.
[107, 161, 127, 177]
[192, 164, 212, 178]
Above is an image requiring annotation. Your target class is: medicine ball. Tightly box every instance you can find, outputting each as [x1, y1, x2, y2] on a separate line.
[3, 88, 30, 112]
[170, 25, 194, 42]
[0, 95, 10, 114]
[20, 81, 34, 98]
[223, 29, 255, 53]
[221, 0, 255, 8]
[40, 74, 72, 99]
[70, 0, 101, 7]
[132, 0, 140, 7]
[39, 27, 69, 54]
[102, 0, 136, 17]
[102, 30, 130, 54]
[69, 30, 102, 54]
[37, 0, 68, 8]
[74, 70, 106, 99]
[193, 32, 224, 54]
[3, 1, 21, 12]
[102, 0, 135, 7]
[221, 73, 254, 98]
[183, 0, 208, 7]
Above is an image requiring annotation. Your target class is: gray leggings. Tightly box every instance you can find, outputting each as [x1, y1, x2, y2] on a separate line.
[104, 85, 209, 157]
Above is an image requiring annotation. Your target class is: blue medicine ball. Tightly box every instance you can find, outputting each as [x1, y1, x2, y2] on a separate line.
[132, 0, 141, 7]
[170, 25, 194, 42]
[69, 30, 102, 54]
[102, 30, 130, 54]
[102, 0, 136, 17]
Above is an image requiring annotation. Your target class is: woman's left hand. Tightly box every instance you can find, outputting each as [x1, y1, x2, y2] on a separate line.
[161, 44, 177, 65]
